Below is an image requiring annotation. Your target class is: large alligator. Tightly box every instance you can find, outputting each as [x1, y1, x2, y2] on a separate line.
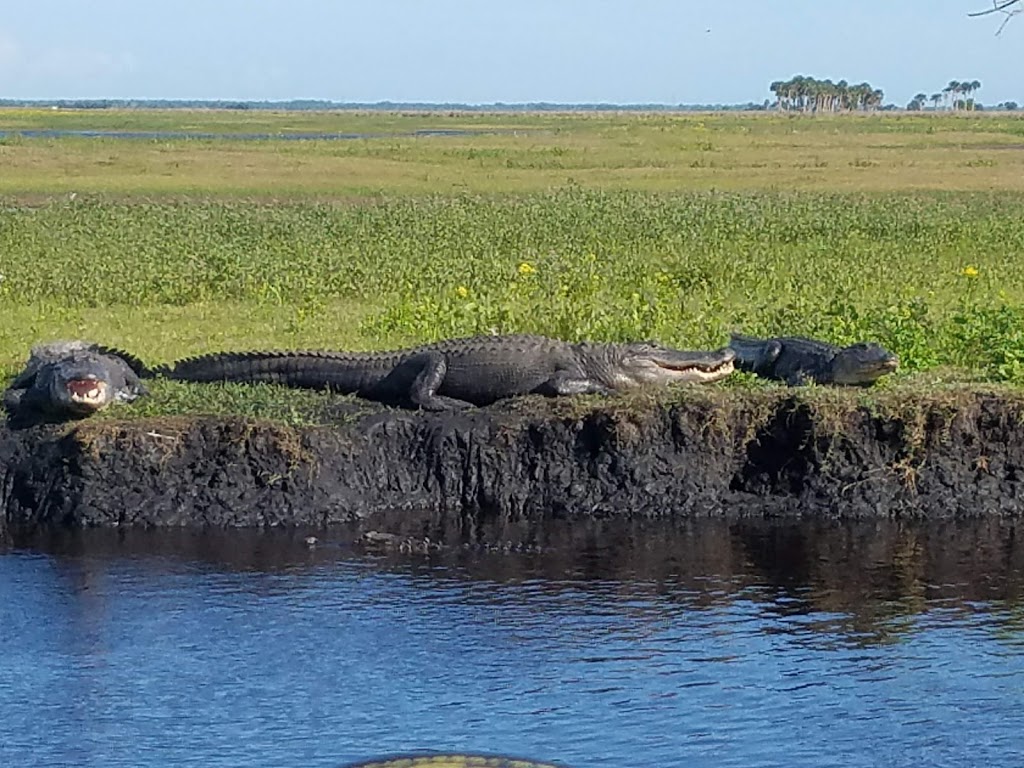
[158, 334, 736, 410]
[3, 340, 149, 426]
[728, 333, 898, 386]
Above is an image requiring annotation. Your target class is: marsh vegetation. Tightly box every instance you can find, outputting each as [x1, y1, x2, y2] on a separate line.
[2, 108, 1024, 418]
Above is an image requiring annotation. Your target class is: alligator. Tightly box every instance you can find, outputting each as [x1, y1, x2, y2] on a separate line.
[3, 340, 149, 426]
[728, 333, 899, 386]
[157, 334, 736, 410]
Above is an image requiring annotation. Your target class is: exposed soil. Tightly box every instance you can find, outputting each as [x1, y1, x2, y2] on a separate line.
[2, 388, 1023, 536]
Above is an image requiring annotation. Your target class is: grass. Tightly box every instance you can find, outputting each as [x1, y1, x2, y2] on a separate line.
[2, 108, 1024, 420]
[2, 191, 1022, 380]
[2, 109, 1024, 198]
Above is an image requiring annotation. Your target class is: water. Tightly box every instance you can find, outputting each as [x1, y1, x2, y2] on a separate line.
[1, 519, 1022, 768]
[0, 128, 504, 141]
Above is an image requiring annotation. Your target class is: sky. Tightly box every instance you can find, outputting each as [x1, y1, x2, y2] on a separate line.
[0, 0, 1020, 106]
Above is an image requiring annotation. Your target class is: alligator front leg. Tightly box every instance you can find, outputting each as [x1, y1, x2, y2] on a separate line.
[2, 388, 26, 413]
[113, 379, 149, 402]
[536, 371, 616, 398]
[784, 371, 812, 387]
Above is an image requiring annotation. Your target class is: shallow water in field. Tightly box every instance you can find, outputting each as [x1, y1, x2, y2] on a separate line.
[0, 128, 497, 141]
[2, 518, 1023, 768]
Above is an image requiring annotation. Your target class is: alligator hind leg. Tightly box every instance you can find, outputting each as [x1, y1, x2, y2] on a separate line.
[406, 352, 475, 410]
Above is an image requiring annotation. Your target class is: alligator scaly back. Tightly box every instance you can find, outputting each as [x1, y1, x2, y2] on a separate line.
[159, 334, 736, 409]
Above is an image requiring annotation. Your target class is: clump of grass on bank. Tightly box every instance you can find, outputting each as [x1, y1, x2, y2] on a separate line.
[2, 189, 1024, 384]
[97, 380, 338, 427]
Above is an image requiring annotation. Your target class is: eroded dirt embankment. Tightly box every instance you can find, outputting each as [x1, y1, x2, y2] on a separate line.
[1, 388, 1023, 534]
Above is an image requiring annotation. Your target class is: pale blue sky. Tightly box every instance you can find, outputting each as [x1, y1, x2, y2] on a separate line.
[0, 1, 1020, 105]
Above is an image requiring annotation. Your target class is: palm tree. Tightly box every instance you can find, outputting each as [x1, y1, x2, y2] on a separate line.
[790, 75, 810, 112]
[967, 79, 982, 109]
[836, 80, 850, 111]
[945, 80, 962, 110]
[929, 93, 943, 110]
[850, 82, 875, 111]
[910, 93, 927, 111]
[765, 75, 884, 113]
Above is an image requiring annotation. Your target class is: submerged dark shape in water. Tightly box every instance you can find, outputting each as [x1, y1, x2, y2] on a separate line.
[729, 333, 898, 386]
[2, 340, 149, 427]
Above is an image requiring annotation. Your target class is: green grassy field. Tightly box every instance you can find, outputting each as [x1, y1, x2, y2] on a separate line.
[2, 109, 1024, 198]
[2, 108, 1024, 419]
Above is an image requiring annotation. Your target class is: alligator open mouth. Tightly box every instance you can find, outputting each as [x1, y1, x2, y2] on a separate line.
[651, 357, 736, 383]
[658, 359, 735, 373]
[65, 377, 108, 406]
[654, 348, 737, 380]
[682, 359, 736, 381]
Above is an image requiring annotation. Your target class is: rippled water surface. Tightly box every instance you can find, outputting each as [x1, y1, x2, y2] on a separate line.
[2, 519, 1022, 768]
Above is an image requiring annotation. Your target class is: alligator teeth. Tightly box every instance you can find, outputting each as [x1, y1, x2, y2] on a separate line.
[66, 378, 108, 404]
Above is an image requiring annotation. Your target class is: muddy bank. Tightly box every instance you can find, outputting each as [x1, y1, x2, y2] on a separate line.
[2, 388, 1023, 533]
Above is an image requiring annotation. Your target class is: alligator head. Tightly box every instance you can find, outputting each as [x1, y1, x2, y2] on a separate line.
[831, 342, 899, 385]
[47, 354, 119, 415]
[602, 342, 736, 388]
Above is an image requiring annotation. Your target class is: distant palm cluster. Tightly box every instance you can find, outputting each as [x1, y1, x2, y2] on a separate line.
[906, 80, 985, 111]
[769, 76, 883, 112]
[770, 75, 1018, 113]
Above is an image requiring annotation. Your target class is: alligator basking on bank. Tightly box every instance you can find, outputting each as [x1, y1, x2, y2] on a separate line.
[728, 333, 899, 386]
[157, 334, 737, 410]
[3, 341, 150, 427]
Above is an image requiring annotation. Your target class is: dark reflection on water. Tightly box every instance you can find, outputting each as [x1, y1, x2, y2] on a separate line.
[2, 518, 1022, 768]
[0, 128, 504, 141]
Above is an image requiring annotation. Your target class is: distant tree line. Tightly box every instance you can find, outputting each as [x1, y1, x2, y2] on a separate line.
[907, 80, 984, 111]
[768, 76, 883, 112]
[0, 98, 769, 113]
[0, 94, 1017, 114]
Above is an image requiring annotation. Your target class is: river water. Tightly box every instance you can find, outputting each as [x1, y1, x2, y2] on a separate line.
[1, 518, 1022, 768]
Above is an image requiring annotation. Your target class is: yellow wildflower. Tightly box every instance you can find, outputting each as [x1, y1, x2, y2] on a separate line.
[456, 285, 469, 298]
[518, 262, 537, 276]
[962, 265, 979, 278]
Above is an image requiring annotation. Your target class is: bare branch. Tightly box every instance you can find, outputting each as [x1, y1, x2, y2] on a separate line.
[969, 0, 1021, 34]
[968, 0, 1020, 16]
